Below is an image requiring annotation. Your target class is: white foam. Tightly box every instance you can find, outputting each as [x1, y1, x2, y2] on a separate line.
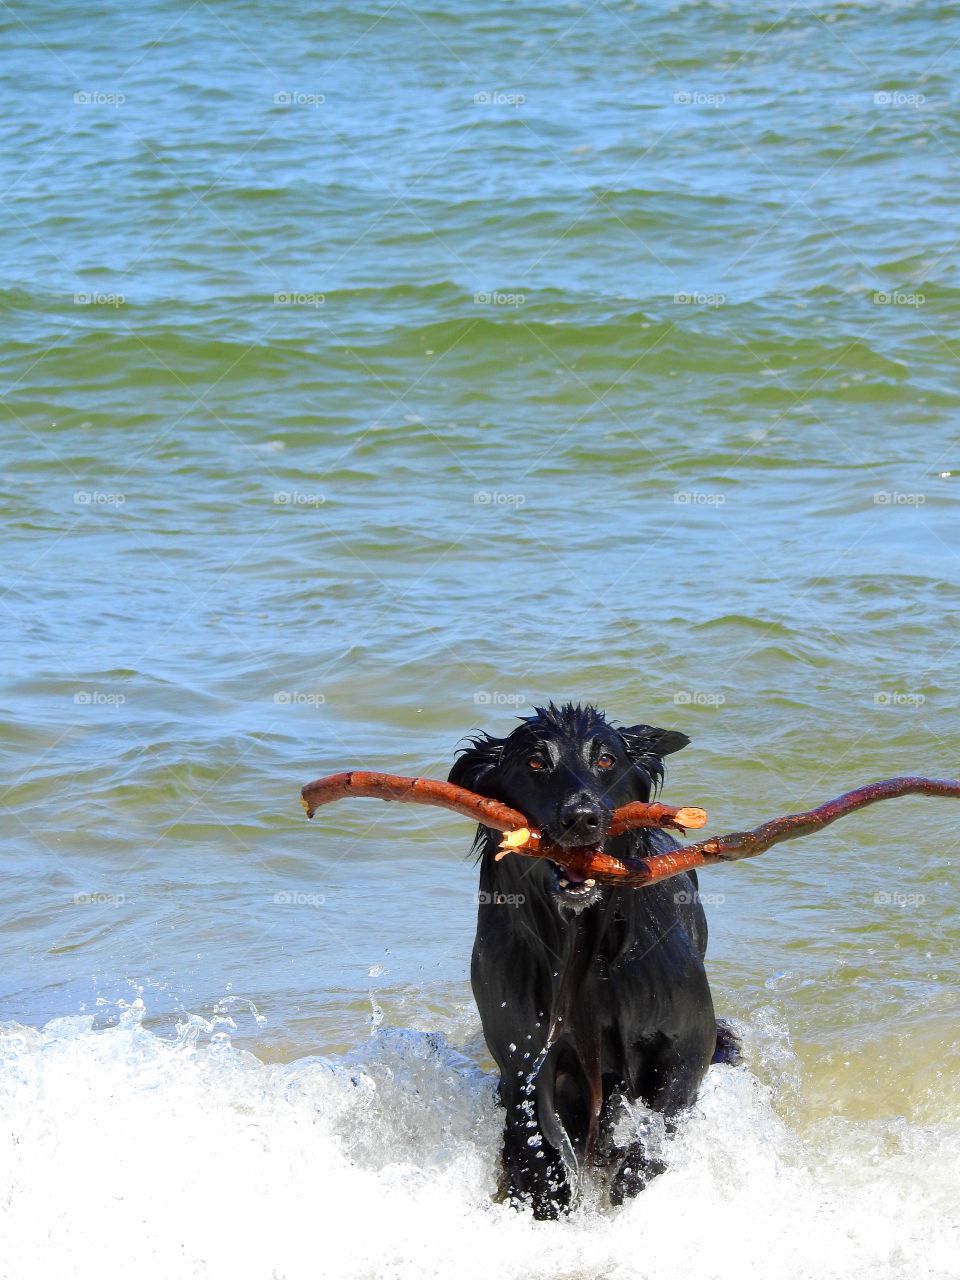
[0, 1003, 957, 1280]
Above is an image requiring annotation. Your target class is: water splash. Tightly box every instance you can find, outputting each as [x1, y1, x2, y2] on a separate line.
[1, 1009, 957, 1280]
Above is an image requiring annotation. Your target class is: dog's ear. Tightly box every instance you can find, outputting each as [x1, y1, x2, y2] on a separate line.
[617, 723, 689, 788]
[619, 724, 690, 760]
[448, 733, 506, 795]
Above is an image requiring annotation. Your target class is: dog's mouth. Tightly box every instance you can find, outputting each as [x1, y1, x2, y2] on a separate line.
[548, 850, 604, 907]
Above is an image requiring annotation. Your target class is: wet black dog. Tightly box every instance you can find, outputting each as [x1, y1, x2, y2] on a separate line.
[449, 702, 735, 1218]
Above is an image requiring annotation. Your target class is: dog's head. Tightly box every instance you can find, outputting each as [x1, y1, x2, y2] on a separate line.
[449, 703, 689, 912]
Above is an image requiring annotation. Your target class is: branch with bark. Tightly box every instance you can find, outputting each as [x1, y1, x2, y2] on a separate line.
[300, 770, 960, 888]
[506, 776, 960, 887]
[300, 771, 707, 852]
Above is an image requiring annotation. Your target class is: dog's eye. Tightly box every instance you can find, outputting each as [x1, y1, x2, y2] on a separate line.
[527, 756, 546, 772]
[596, 752, 616, 770]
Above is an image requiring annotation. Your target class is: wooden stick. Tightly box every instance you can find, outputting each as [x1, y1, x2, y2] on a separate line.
[532, 775, 960, 888]
[300, 770, 705, 849]
[301, 770, 960, 890]
[610, 801, 706, 835]
[492, 804, 705, 862]
[300, 771, 529, 830]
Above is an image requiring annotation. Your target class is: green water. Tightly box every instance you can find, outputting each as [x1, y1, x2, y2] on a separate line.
[1, 2, 959, 1273]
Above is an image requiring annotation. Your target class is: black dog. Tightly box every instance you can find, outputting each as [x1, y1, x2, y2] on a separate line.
[449, 702, 735, 1218]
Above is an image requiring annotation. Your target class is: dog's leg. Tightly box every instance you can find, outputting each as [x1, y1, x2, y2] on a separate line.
[498, 1095, 572, 1220]
[711, 1018, 742, 1066]
[605, 1040, 713, 1206]
[607, 1021, 738, 1199]
[598, 1090, 668, 1206]
[610, 1139, 668, 1204]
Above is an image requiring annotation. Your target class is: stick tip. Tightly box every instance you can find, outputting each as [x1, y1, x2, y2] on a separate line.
[675, 807, 707, 829]
[499, 827, 532, 850]
[300, 792, 314, 819]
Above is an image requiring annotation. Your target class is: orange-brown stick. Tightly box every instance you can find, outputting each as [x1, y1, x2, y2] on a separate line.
[528, 775, 960, 887]
[300, 771, 530, 831]
[302, 770, 960, 889]
[300, 770, 704, 844]
[609, 801, 706, 835]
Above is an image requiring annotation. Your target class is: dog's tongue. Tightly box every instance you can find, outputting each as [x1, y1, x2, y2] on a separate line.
[564, 863, 587, 884]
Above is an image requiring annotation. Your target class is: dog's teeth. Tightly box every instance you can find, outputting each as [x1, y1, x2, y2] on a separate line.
[584, 879, 596, 888]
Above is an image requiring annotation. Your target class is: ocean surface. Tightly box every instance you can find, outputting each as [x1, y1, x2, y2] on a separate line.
[1, 1, 959, 1276]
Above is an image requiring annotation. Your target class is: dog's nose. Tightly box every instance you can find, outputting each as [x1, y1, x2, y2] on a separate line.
[559, 803, 603, 842]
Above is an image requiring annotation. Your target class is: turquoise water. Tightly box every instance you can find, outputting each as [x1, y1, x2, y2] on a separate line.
[1, 2, 959, 1276]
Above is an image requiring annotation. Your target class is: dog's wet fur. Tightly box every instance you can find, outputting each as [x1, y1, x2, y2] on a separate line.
[449, 702, 738, 1218]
